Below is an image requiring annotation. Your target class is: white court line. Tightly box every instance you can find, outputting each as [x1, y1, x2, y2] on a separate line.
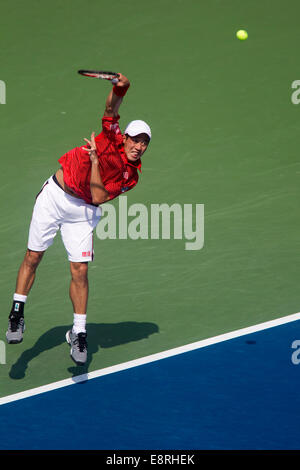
[1, 311, 300, 406]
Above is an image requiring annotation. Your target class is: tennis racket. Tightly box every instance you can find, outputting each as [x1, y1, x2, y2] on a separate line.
[78, 69, 119, 84]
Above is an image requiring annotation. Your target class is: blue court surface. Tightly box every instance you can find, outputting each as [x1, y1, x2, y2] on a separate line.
[0, 318, 300, 450]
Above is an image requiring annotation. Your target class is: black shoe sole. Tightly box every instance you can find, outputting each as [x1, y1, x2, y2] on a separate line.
[7, 338, 23, 344]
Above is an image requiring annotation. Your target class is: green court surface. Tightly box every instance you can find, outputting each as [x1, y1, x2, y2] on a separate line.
[0, 0, 300, 398]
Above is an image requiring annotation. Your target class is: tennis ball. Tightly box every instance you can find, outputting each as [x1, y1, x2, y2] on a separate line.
[236, 29, 248, 40]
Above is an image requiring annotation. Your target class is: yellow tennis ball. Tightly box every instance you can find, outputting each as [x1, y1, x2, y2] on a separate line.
[236, 29, 248, 40]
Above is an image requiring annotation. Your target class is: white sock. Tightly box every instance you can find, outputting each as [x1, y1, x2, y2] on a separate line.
[13, 293, 27, 303]
[72, 313, 86, 334]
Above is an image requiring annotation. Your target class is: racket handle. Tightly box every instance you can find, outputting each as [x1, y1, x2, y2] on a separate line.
[111, 77, 119, 85]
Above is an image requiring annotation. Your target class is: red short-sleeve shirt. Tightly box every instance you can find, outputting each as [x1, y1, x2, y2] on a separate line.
[58, 115, 142, 204]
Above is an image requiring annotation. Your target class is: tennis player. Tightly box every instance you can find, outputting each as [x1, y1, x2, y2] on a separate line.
[6, 73, 151, 365]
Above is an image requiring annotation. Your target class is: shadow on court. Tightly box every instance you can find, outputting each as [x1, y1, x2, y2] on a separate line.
[9, 321, 159, 380]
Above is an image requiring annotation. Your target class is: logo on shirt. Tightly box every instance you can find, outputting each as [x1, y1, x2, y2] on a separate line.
[110, 123, 120, 133]
[123, 171, 129, 180]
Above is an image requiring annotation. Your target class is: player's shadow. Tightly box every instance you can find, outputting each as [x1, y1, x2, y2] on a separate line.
[9, 321, 159, 380]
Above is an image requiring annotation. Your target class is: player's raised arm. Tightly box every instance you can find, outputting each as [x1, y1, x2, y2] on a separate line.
[104, 73, 130, 117]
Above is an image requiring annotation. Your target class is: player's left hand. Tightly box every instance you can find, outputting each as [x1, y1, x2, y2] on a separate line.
[82, 132, 98, 162]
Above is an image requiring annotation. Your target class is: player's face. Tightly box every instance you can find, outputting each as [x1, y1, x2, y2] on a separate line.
[123, 134, 149, 162]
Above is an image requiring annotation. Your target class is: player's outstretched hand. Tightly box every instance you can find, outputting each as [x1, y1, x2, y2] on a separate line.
[82, 132, 98, 162]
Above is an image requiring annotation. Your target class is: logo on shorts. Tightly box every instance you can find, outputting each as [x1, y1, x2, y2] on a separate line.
[82, 251, 91, 257]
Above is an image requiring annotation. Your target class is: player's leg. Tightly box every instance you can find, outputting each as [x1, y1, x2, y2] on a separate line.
[65, 261, 89, 365]
[6, 177, 61, 344]
[69, 261, 89, 317]
[15, 249, 45, 295]
[6, 250, 45, 344]
[61, 202, 101, 365]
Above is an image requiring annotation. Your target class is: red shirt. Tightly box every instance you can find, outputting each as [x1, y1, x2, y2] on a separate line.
[58, 114, 142, 204]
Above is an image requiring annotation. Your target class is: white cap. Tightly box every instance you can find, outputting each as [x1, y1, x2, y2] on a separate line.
[124, 120, 151, 140]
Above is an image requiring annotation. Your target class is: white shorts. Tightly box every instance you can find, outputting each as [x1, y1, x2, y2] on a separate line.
[28, 176, 102, 262]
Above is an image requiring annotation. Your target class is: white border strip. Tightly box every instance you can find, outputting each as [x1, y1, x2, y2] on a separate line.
[1, 312, 300, 406]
